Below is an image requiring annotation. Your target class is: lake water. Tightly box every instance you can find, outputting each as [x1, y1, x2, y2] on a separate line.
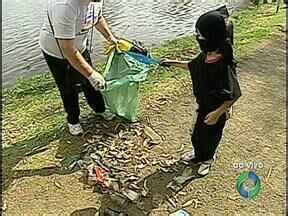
[2, 0, 246, 87]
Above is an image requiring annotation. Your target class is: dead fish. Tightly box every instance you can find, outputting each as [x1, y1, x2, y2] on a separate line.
[176, 144, 185, 153]
[87, 138, 95, 144]
[68, 160, 78, 170]
[102, 123, 110, 129]
[109, 150, 120, 156]
[123, 176, 139, 183]
[136, 164, 147, 169]
[122, 188, 139, 201]
[143, 179, 149, 195]
[141, 189, 149, 197]
[182, 199, 195, 208]
[159, 167, 169, 173]
[140, 158, 149, 164]
[143, 125, 162, 144]
[178, 191, 186, 196]
[2, 201, 7, 212]
[118, 130, 128, 139]
[54, 179, 63, 189]
[90, 153, 102, 161]
[92, 134, 103, 139]
[117, 159, 132, 164]
[129, 183, 140, 190]
[167, 181, 183, 193]
[151, 160, 159, 166]
[173, 176, 194, 185]
[166, 196, 177, 209]
[104, 132, 118, 138]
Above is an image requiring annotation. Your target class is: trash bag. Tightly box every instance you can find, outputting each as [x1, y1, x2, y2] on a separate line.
[104, 38, 148, 56]
[102, 48, 157, 122]
[104, 38, 134, 55]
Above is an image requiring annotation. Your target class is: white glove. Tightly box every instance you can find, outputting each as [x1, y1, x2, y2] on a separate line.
[87, 71, 106, 91]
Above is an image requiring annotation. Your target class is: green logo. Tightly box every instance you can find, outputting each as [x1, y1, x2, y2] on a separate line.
[236, 171, 261, 200]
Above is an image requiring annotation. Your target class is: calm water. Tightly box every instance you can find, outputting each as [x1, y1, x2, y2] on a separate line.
[2, 0, 246, 87]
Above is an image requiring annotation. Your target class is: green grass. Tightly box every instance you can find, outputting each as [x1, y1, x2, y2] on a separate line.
[3, 4, 285, 190]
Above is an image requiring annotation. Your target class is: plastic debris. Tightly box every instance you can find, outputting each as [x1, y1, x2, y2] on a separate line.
[169, 209, 190, 216]
[86, 165, 112, 188]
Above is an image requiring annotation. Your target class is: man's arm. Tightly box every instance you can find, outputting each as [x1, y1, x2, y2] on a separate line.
[95, 16, 116, 42]
[59, 39, 94, 77]
[58, 39, 105, 89]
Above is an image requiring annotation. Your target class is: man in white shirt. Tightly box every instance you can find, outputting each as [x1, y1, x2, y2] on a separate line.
[39, 0, 117, 135]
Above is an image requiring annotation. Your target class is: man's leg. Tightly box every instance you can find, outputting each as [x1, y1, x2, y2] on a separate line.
[42, 51, 80, 125]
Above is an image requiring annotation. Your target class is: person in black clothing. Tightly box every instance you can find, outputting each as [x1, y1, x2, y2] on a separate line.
[161, 9, 241, 175]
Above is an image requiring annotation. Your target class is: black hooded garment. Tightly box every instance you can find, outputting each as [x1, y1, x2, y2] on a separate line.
[187, 9, 242, 163]
[195, 11, 227, 53]
[188, 11, 241, 113]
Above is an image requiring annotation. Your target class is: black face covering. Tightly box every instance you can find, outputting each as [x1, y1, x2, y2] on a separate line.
[195, 33, 222, 53]
[195, 10, 234, 65]
[195, 11, 227, 52]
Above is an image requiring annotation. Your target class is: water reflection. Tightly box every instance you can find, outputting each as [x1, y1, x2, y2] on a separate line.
[2, 0, 244, 87]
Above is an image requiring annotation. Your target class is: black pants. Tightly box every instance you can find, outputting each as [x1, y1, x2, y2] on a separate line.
[191, 111, 226, 162]
[42, 50, 105, 124]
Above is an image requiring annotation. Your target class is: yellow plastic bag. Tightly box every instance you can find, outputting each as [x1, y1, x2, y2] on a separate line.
[104, 39, 134, 55]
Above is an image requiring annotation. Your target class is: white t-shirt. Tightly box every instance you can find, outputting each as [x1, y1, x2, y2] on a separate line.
[39, 0, 103, 59]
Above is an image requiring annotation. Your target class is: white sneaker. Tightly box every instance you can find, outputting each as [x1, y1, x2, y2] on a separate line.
[197, 159, 213, 176]
[96, 109, 115, 121]
[68, 123, 84, 136]
[181, 150, 196, 162]
[182, 150, 216, 163]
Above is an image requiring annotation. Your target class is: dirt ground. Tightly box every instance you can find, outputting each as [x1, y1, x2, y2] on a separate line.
[3, 33, 286, 215]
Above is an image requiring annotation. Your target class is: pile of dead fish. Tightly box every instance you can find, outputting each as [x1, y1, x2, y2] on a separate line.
[68, 122, 177, 201]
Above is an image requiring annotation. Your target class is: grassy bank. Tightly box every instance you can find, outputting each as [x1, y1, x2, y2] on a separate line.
[3, 4, 284, 162]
